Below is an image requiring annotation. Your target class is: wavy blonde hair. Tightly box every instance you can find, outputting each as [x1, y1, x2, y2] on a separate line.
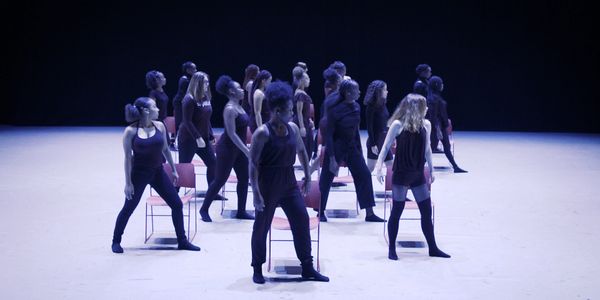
[186, 71, 211, 101]
[387, 93, 427, 132]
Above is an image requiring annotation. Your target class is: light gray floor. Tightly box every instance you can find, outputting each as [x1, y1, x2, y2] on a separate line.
[1, 126, 599, 299]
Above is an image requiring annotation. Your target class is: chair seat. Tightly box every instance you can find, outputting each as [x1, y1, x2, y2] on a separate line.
[147, 194, 192, 206]
[333, 175, 354, 184]
[192, 159, 205, 167]
[272, 216, 319, 230]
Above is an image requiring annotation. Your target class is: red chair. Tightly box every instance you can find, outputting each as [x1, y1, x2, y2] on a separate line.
[382, 166, 434, 245]
[268, 181, 322, 272]
[145, 163, 197, 242]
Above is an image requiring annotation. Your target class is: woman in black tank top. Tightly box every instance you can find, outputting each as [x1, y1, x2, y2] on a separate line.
[249, 82, 329, 284]
[111, 97, 199, 254]
[373, 93, 450, 260]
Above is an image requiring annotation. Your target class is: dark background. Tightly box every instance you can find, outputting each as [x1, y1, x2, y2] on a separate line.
[3, 1, 598, 132]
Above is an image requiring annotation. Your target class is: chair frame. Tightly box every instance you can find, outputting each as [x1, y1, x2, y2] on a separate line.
[145, 163, 198, 243]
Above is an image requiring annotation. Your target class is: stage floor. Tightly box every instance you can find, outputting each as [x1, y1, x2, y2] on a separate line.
[1, 126, 598, 299]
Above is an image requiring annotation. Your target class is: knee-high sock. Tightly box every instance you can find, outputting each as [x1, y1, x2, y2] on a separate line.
[417, 198, 438, 250]
[387, 201, 406, 248]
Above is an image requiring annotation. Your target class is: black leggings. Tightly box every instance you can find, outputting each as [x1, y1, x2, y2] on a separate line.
[178, 138, 216, 185]
[430, 123, 459, 169]
[113, 167, 185, 243]
[251, 190, 312, 266]
[200, 144, 249, 212]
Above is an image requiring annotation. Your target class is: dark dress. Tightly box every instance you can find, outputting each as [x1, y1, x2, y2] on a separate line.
[392, 127, 427, 187]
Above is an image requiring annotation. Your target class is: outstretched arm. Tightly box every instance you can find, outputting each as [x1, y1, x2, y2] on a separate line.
[122, 127, 135, 200]
[374, 120, 402, 183]
[290, 122, 310, 195]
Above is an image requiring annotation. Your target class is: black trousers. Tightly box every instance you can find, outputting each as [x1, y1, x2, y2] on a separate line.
[178, 138, 216, 185]
[251, 190, 312, 266]
[319, 149, 376, 212]
[430, 123, 459, 169]
[113, 166, 185, 243]
[201, 144, 249, 211]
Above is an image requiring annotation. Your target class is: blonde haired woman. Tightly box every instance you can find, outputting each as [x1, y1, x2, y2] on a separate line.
[374, 94, 450, 260]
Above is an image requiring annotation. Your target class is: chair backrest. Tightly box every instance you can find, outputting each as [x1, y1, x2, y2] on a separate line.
[163, 163, 196, 188]
[297, 181, 320, 209]
[164, 116, 176, 134]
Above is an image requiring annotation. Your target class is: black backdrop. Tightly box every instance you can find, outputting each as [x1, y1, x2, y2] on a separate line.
[4, 1, 599, 132]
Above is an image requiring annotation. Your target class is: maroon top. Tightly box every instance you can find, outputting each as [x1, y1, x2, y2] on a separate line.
[179, 94, 213, 142]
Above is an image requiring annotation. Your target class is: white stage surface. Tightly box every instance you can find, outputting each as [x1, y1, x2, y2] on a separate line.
[1, 126, 598, 299]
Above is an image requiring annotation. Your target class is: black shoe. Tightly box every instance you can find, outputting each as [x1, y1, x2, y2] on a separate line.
[301, 264, 330, 282]
[429, 248, 451, 258]
[111, 243, 123, 254]
[200, 209, 212, 222]
[235, 211, 255, 220]
[253, 266, 265, 284]
[453, 167, 468, 173]
[331, 182, 347, 187]
[432, 149, 444, 153]
[388, 247, 398, 260]
[365, 214, 385, 222]
[318, 213, 328, 222]
[177, 240, 201, 251]
[214, 194, 228, 201]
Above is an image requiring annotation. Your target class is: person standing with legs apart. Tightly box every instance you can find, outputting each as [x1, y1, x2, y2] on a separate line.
[374, 93, 450, 260]
[318, 79, 385, 222]
[249, 81, 329, 284]
[427, 76, 467, 173]
[198, 75, 253, 222]
[112, 97, 200, 253]
[177, 71, 217, 189]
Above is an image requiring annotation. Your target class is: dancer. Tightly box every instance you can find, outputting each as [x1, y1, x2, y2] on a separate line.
[364, 80, 393, 172]
[292, 66, 314, 154]
[112, 97, 200, 253]
[249, 81, 329, 284]
[318, 79, 385, 222]
[414, 63, 432, 95]
[177, 71, 217, 189]
[310, 68, 341, 161]
[329, 60, 351, 80]
[427, 76, 467, 173]
[198, 75, 254, 222]
[173, 61, 197, 133]
[242, 64, 260, 112]
[374, 94, 450, 259]
[146, 70, 169, 122]
[249, 70, 272, 132]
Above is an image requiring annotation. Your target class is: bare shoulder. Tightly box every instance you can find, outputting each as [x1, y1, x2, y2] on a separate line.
[390, 120, 402, 129]
[288, 122, 300, 133]
[123, 125, 136, 136]
[153, 120, 166, 132]
[423, 119, 432, 130]
[254, 89, 264, 98]
[253, 125, 270, 142]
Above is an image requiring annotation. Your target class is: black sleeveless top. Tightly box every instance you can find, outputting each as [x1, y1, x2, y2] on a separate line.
[258, 122, 299, 198]
[392, 126, 426, 187]
[132, 122, 165, 169]
[218, 110, 250, 148]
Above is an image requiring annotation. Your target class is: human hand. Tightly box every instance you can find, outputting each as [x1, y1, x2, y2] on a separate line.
[300, 127, 307, 138]
[302, 177, 311, 197]
[374, 163, 384, 184]
[371, 145, 379, 155]
[172, 170, 179, 186]
[196, 137, 206, 148]
[253, 191, 265, 212]
[124, 182, 134, 200]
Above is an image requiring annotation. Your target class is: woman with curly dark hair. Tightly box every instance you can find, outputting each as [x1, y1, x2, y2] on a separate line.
[249, 81, 329, 284]
[364, 80, 393, 172]
[198, 75, 254, 222]
[146, 70, 169, 122]
[249, 70, 272, 132]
